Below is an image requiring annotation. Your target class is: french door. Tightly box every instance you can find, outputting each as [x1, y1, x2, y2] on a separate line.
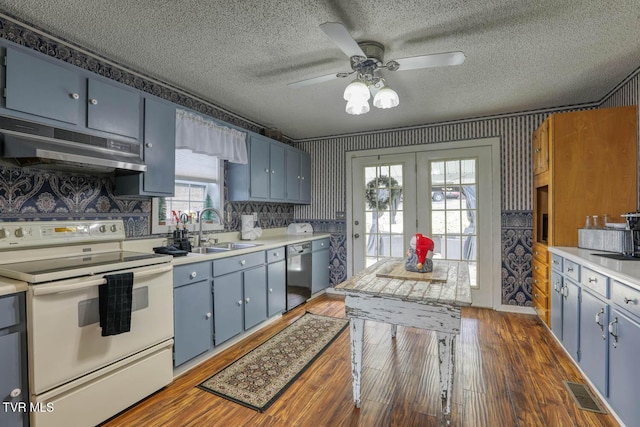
[348, 142, 498, 308]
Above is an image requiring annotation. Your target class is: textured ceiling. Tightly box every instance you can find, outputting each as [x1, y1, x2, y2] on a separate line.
[0, 0, 639, 140]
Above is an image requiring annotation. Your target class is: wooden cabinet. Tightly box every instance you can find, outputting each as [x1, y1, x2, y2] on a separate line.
[0, 293, 28, 427]
[311, 238, 331, 294]
[115, 97, 176, 197]
[532, 106, 637, 326]
[532, 119, 549, 175]
[532, 243, 550, 323]
[5, 47, 141, 139]
[173, 262, 213, 367]
[266, 247, 286, 317]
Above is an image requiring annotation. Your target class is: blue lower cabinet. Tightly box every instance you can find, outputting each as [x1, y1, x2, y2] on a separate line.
[578, 290, 608, 397]
[561, 279, 580, 361]
[213, 271, 244, 346]
[267, 260, 286, 317]
[243, 266, 267, 330]
[608, 309, 640, 425]
[173, 280, 213, 367]
[550, 270, 563, 340]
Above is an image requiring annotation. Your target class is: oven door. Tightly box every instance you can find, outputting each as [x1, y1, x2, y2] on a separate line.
[27, 263, 173, 395]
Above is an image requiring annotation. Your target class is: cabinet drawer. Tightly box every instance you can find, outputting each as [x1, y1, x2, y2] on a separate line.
[532, 282, 549, 310]
[563, 259, 580, 282]
[312, 238, 330, 251]
[532, 260, 548, 281]
[532, 243, 548, 264]
[581, 267, 609, 298]
[173, 262, 211, 288]
[213, 251, 264, 277]
[611, 280, 640, 319]
[0, 294, 20, 329]
[266, 247, 285, 263]
[550, 253, 563, 272]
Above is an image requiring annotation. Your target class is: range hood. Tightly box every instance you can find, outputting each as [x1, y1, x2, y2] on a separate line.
[0, 116, 146, 173]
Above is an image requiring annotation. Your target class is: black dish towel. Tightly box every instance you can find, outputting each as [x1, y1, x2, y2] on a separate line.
[99, 272, 134, 336]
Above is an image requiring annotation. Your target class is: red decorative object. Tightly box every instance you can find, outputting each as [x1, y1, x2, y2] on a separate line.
[414, 234, 435, 269]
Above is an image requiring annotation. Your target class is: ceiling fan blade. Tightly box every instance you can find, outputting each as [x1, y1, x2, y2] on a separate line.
[320, 22, 366, 58]
[287, 72, 342, 89]
[393, 51, 466, 71]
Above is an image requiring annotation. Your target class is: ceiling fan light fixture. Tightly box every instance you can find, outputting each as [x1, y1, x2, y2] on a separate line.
[343, 79, 370, 101]
[345, 98, 370, 115]
[373, 86, 399, 109]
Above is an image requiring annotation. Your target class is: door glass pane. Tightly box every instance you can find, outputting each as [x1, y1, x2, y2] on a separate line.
[363, 163, 404, 265]
[430, 158, 478, 287]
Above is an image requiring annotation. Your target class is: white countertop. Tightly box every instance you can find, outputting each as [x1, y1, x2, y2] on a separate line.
[123, 229, 331, 266]
[549, 246, 640, 290]
[0, 276, 28, 297]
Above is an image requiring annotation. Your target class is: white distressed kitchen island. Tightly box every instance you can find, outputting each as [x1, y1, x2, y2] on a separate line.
[334, 258, 472, 425]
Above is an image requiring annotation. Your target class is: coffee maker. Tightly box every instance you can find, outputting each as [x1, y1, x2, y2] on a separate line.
[622, 213, 640, 257]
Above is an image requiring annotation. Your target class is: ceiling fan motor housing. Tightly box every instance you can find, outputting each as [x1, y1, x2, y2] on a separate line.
[358, 41, 385, 66]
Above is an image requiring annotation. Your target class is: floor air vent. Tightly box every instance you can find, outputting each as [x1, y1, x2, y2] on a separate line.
[563, 381, 607, 414]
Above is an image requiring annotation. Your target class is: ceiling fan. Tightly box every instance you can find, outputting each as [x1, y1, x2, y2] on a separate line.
[288, 22, 466, 115]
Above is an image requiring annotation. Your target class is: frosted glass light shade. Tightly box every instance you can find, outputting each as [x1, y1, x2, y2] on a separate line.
[343, 80, 370, 101]
[345, 98, 370, 115]
[373, 87, 400, 109]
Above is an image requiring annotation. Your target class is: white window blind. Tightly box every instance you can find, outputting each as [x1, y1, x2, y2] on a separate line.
[174, 149, 219, 181]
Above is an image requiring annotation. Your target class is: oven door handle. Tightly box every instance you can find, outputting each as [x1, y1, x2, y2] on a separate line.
[31, 264, 173, 296]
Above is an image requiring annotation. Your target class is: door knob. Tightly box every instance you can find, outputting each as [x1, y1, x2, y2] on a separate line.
[354, 234, 360, 238]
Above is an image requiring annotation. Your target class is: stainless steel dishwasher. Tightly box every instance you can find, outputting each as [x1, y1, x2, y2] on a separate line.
[286, 241, 312, 311]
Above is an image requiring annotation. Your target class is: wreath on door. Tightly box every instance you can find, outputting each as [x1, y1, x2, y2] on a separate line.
[365, 175, 402, 211]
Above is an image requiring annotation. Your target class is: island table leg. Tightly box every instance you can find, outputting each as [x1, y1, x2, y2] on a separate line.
[349, 317, 365, 408]
[437, 331, 456, 425]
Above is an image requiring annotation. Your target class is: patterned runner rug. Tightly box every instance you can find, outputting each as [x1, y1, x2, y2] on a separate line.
[198, 312, 349, 412]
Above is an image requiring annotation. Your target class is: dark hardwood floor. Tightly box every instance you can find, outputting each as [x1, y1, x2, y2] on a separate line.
[102, 294, 619, 426]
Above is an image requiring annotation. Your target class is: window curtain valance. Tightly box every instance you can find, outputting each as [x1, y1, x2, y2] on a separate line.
[175, 109, 248, 164]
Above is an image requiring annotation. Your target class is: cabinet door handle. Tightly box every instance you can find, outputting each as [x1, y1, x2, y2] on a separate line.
[297, 175, 301, 179]
[595, 308, 604, 331]
[301, 176, 305, 180]
[240, 260, 246, 266]
[146, 142, 153, 148]
[205, 312, 212, 319]
[588, 277, 597, 283]
[10, 388, 21, 398]
[265, 168, 270, 173]
[562, 285, 569, 298]
[89, 98, 98, 105]
[609, 317, 619, 346]
[245, 297, 251, 304]
[624, 297, 634, 304]
[566, 267, 574, 272]
[534, 148, 541, 153]
[237, 300, 243, 306]
[190, 272, 197, 279]
[269, 288, 273, 293]
[70, 93, 80, 100]
[271, 170, 275, 174]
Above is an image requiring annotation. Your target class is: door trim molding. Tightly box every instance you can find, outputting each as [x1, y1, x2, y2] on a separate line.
[346, 137, 501, 309]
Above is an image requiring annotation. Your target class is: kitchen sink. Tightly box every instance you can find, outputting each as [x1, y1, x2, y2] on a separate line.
[190, 242, 261, 254]
[190, 246, 230, 254]
[212, 241, 262, 250]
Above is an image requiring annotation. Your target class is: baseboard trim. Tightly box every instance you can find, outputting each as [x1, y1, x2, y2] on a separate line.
[496, 304, 537, 315]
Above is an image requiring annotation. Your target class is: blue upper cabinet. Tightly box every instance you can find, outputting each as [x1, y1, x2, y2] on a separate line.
[229, 133, 309, 203]
[87, 78, 140, 139]
[5, 47, 83, 125]
[285, 147, 311, 204]
[3, 45, 141, 141]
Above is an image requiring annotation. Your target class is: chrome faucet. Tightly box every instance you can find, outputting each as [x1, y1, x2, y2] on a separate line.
[198, 208, 223, 247]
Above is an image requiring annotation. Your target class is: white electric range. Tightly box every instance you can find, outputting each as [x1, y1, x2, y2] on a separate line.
[0, 220, 174, 427]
